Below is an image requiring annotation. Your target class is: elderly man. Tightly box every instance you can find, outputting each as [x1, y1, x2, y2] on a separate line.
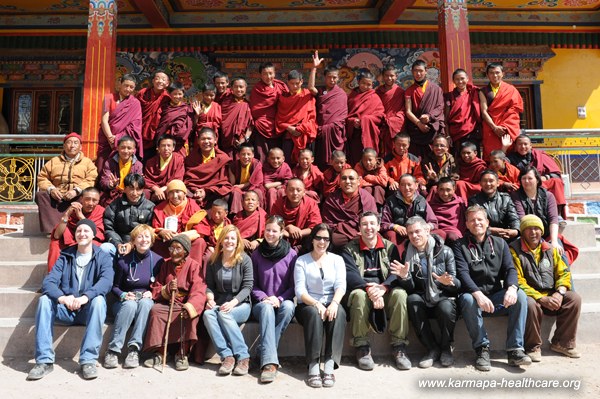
[510, 215, 581, 362]
[342, 211, 410, 371]
[270, 178, 322, 251]
[393, 216, 460, 368]
[36, 132, 98, 233]
[454, 205, 531, 371]
[27, 219, 114, 381]
[321, 168, 377, 249]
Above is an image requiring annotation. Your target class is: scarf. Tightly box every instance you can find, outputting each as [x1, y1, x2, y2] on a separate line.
[404, 235, 441, 307]
[258, 238, 291, 261]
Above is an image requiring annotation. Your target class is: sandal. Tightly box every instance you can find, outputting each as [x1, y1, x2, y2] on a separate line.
[322, 373, 335, 388]
[307, 374, 323, 388]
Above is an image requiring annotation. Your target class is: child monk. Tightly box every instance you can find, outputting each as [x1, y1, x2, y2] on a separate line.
[194, 198, 231, 262]
[385, 132, 424, 192]
[228, 144, 264, 215]
[192, 83, 222, 146]
[262, 147, 293, 213]
[219, 77, 253, 158]
[455, 141, 487, 202]
[232, 190, 266, 252]
[418, 134, 458, 196]
[354, 147, 389, 208]
[488, 149, 520, 192]
[98, 135, 143, 207]
[322, 150, 351, 197]
[155, 81, 196, 157]
[293, 148, 323, 203]
[427, 177, 467, 244]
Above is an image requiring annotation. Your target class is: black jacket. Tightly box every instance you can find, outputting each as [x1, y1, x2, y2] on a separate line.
[103, 194, 155, 245]
[468, 191, 520, 232]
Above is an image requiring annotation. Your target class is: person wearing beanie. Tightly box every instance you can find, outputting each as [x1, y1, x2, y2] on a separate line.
[510, 214, 582, 362]
[28, 213, 114, 381]
[35, 132, 98, 234]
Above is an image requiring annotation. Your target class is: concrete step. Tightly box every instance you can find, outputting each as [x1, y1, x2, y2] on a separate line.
[0, 261, 46, 288]
[561, 221, 597, 248]
[572, 274, 600, 302]
[2, 304, 600, 360]
[571, 247, 600, 273]
[0, 233, 48, 261]
[0, 287, 40, 318]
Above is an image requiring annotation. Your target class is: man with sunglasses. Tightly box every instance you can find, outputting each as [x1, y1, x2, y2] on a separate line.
[341, 211, 410, 371]
[453, 205, 531, 371]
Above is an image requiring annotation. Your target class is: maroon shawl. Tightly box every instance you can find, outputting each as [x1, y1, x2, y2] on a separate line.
[346, 89, 385, 149]
[97, 93, 143, 159]
[250, 79, 288, 139]
[321, 188, 377, 240]
[405, 81, 445, 145]
[137, 87, 170, 150]
[220, 95, 253, 151]
[143, 152, 186, 190]
[444, 83, 481, 143]
[155, 103, 195, 154]
[316, 85, 348, 166]
[184, 148, 232, 197]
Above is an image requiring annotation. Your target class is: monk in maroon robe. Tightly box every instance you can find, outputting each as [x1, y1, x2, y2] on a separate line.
[293, 148, 323, 203]
[262, 147, 293, 214]
[213, 71, 230, 105]
[250, 62, 288, 162]
[489, 149, 520, 193]
[143, 135, 185, 203]
[428, 178, 467, 243]
[233, 190, 267, 252]
[455, 142, 487, 202]
[97, 74, 143, 169]
[270, 178, 322, 250]
[376, 65, 406, 157]
[98, 137, 143, 207]
[219, 77, 253, 158]
[193, 199, 231, 250]
[193, 83, 222, 145]
[229, 144, 264, 215]
[354, 148, 389, 207]
[444, 69, 481, 153]
[47, 188, 105, 271]
[184, 128, 232, 208]
[154, 82, 196, 157]
[346, 71, 385, 166]
[137, 71, 171, 157]
[308, 53, 348, 170]
[479, 64, 523, 160]
[321, 169, 377, 248]
[322, 150, 351, 198]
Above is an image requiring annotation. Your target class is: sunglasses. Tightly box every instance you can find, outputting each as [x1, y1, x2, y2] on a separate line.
[313, 236, 330, 242]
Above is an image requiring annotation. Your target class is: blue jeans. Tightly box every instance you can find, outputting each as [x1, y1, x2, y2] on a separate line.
[99, 242, 116, 257]
[252, 300, 295, 367]
[458, 289, 527, 351]
[203, 302, 251, 360]
[34, 294, 107, 365]
[108, 298, 153, 353]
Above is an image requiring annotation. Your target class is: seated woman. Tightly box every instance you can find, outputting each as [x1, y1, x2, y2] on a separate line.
[511, 166, 578, 265]
[203, 225, 254, 376]
[250, 215, 297, 383]
[294, 223, 346, 388]
[104, 224, 163, 369]
[98, 135, 143, 207]
[143, 234, 206, 371]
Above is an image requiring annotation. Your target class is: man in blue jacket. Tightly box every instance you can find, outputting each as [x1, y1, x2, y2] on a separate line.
[27, 219, 114, 381]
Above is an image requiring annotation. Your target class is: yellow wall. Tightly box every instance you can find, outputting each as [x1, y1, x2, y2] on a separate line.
[538, 49, 600, 129]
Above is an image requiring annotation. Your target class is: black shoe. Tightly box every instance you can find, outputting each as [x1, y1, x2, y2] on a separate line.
[392, 344, 412, 370]
[440, 348, 454, 367]
[81, 363, 98, 380]
[27, 363, 53, 380]
[355, 345, 374, 370]
[475, 346, 491, 371]
[418, 349, 440, 369]
[508, 349, 532, 366]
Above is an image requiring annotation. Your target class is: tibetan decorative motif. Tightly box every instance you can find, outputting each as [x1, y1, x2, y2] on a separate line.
[88, 0, 116, 38]
[0, 158, 35, 202]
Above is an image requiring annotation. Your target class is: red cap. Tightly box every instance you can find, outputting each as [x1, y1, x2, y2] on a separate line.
[63, 132, 81, 143]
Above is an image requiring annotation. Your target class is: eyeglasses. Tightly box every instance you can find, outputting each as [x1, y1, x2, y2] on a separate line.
[168, 245, 185, 253]
[313, 236, 330, 242]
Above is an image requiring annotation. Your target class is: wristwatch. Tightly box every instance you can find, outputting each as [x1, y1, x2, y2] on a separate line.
[61, 217, 69, 223]
[558, 288, 566, 296]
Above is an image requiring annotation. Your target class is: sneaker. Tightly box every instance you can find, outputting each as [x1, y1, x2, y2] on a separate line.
[508, 349, 532, 366]
[81, 363, 98, 380]
[233, 357, 250, 376]
[355, 345, 375, 370]
[103, 350, 119, 369]
[143, 353, 162, 368]
[218, 356, 235, 375]
[418, 349, 440, 369]
[322, 373, 335, 388]
[27, 363, 53, 380]
[124, 348, 139, 368]
[550, 344, 581, 358]
[440, 348, 454, 367]
[174, 354, 189, 371]
[392, 344, 412, 370]
[475, 346, 491, 371]
[526, 349, 542, 363]
[260, 364, 278, 383]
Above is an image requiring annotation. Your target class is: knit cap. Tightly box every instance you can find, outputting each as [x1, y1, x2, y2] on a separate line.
[166, 179, 187, 194]
[520, 214, 544, 234]
[169, 234, 191, 255]
[75, 219, 97, 237]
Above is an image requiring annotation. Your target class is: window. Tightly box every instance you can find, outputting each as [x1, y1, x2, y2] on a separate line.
[10, 89, 74, 134]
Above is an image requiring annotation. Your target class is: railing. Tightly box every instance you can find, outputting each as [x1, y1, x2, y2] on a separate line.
[524, 128, 600, 197]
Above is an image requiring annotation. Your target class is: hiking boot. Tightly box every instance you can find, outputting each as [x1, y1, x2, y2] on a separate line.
[143, 353, 162, 368]
[550, 344, 581, 358]
[81, 363, 98, 380]
[508, 349, 532, 366]
[123, 347, 139, 368]
[355, 345, 374, 370]
[475, 346, 491, 371]
[440, 348, 454, 367]
[418, 349, 440, 369]
[392, 344, 412, 370]
[218, 356, 235, 375]
[174, 354, 189, 371]
[103, 350, 119, 369]
[233, 357, 250, 375]
[526, 349, 542, 363]
[260, 364, 278, 383]
[27, 363, 53, 380]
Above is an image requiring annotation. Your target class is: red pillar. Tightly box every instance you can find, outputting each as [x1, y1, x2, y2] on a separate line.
[438, 0, 472, 93]
[81, 1, 118, 158]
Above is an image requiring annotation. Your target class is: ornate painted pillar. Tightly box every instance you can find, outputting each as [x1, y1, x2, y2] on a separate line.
[81, 1, 117, 158]
[437, 0, 472, 92]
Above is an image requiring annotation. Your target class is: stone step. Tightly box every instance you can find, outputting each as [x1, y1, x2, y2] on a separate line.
[0, 233, 48, 261]
[0, 287, 40, 318]
[0, 261, 46, 288]
[572, 274, 600, 302]
[561, 221, 597, 249]
[571, 247, 600, 273]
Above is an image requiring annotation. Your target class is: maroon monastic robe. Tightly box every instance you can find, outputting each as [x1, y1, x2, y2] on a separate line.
[293, 164, 323, 202]
[376, 84, 406, 155]
[229, 158, 265, 214]
[155, 103, 196, 157]
[428, 193, 467, 241]
[250, 79, 288, 139]
[271, 196, 322, 248]
[195, 102, 222, 139]
[322, 164, 352, 198]
[184, 148, 232, 202]
[315, 85, 348, 168]
[444, 84, 481, 145]
[137, 87, 171, 151]
[321, 188, 377, 247]
[98, 155, 144, 207]
[233, 207, 267, 241]
[276, 88, 318, 163]
[143, 152, 186, 193]
[220, 94, 253, 155]
[405, 81, 445, 155]
[481, 82, 523, 159]
[346, 89, 385, 164]
[262, 162, 293, 213]
[455, 157, 487, 202]
[214, 88, 231, 105]
[194, 217, 232, 248]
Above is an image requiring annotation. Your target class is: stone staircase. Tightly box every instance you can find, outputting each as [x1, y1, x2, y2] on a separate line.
[1, 221, 599, 361]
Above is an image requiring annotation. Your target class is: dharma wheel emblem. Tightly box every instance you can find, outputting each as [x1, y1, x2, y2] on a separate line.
[0, 157, 35, 202]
